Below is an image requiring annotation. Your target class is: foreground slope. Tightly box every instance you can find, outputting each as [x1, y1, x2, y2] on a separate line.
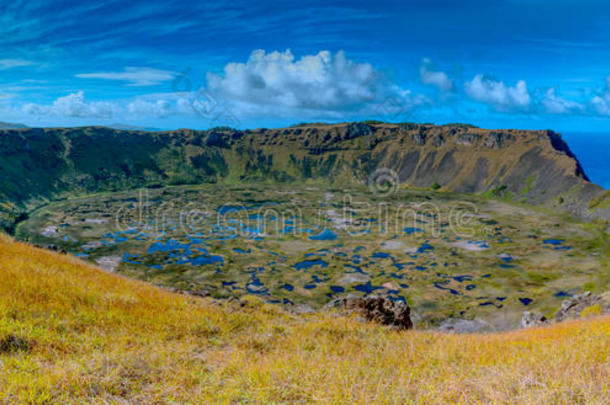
[0, 234, 608, 404]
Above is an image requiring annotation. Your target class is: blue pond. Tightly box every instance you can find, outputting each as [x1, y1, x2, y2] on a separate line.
[246, 275, 268, 294]
[543, 239, 563, 246]
[354, 282, 383, 294]
[417, 243, 435, 253]
[148, 240, 191, 254]
[294, 259, 328, 270]
[309, 229, 338, 241]
[403, 227, 424, 235]
[519, 297, 533, 306]
[217, 205, 249, 215]
[345, 264, 367, 274]
[500, 255, 513, 263]
[330, 285, 345, 293]
[372, 252, 391, 259]
[177, 254, 223, 266]
[433, 281, 459, 295]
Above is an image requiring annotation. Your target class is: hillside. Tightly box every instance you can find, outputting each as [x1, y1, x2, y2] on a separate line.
[1, 123, 609, 232]
[0, 122, 27, 130]
[0, 234, 608, 403]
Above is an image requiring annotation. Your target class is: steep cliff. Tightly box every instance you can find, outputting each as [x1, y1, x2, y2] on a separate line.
[0, 122, 608, 229]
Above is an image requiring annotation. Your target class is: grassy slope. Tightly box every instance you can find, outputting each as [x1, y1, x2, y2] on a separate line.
[0, 234, 609, 404]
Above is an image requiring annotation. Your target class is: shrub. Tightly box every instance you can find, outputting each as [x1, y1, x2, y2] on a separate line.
[581, 303, 604, 318]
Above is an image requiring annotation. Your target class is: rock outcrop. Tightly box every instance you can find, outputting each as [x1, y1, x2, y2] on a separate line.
[555, 291, 610, 322]
[521, 311, 549, 328]
[327, 295, 413, 330]
[517, 291, 610, 330]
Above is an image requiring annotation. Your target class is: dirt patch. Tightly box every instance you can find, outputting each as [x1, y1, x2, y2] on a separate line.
[0, 335, 32, 354]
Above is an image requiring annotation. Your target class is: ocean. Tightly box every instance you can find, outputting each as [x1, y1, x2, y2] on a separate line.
[561, 132, 610, 190]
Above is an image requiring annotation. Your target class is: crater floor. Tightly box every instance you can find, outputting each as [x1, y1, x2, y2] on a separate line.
[16, 184, 610, 329]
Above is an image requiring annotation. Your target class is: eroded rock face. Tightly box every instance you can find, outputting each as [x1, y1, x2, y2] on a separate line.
[342, 122, 373, 139]
[328, 296, 413, 330]
[521, 311, 549, 328]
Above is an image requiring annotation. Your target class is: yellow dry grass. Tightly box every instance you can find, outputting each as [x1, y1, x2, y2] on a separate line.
[0, 233, 608, 404]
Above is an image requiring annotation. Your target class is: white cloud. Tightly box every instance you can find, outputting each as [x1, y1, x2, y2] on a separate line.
[20, 91, 195, 121]
[0, 59, 33, 70]
[540, 88, 583, 114]
[590, 76, 610, 116]
[127, 98, 173, 118]
[23, 91, 119, 118]
[76, 67, 176, 87]
[205, 49, 425, 118]
[465, 74, 531, 111]
[419, 58, 453, 91]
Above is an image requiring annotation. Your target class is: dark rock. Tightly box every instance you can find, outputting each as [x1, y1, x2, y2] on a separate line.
[521, 311, 549, 328]
[342, 123, 374, 140]
[431, 133, 445, 146]
[455, 132, 481, 146]
[189, 288, 210, 298]
[205, 131, 230, 148]
[484, 132, 511, 148]
[327, 295, 413, 330]
[411, 131, 427, 145]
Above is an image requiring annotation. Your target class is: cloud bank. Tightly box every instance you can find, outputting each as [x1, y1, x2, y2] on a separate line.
[419, 58, 453, 91]
[8, 50, 610, 126]
[540, 88, 583, 115]
[464, 75, 531, 112]
[591, 76, 610, 116]
[23, 91, 119, 118]
[205, 49, 425, 118]
[76, 67, 176, 87]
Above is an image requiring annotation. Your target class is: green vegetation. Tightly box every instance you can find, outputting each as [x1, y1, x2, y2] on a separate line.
[482, 185, 513, 200]
[16, 183, 610, 330]
[1, 122, 605, 234]
[520, 174, 537, 195]
[581, 303, 604, 318]
[588, 190, 610, 210]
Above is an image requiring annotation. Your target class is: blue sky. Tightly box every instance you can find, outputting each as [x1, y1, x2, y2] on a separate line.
[2, 0, 610, 132]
